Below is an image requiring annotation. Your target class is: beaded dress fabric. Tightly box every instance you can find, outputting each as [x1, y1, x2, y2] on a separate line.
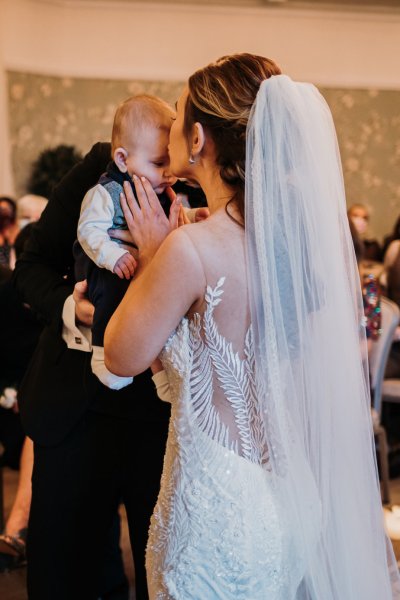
[146, 274, 318, 600]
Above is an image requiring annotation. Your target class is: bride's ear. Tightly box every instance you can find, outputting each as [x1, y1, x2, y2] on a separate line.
[190, 122, 205, 160]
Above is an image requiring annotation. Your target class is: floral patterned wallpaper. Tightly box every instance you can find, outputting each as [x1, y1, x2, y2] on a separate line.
[7, 70, 400, 242]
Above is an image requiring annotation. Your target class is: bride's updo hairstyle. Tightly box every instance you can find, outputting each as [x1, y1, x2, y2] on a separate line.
[184, 53, 281, 223]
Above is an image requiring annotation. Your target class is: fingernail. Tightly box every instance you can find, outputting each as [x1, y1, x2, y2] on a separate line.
[141, 176, 146, 182]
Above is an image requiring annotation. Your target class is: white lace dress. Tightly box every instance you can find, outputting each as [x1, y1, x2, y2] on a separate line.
[146, 278, 309, 599]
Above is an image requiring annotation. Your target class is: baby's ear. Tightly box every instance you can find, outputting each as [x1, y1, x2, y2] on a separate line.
[114, 147, 128, 173]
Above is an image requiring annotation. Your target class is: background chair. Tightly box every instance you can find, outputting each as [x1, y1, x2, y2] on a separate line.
[381, 321, 400, 422]
[369, 296, 400, 504]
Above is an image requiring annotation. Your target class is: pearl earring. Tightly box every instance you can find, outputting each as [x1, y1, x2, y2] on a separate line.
[188, 154, 195, 164]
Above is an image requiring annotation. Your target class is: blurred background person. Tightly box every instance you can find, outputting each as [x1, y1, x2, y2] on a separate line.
[0, 224, 44, 572]
[348, 202, 383, 263]
[0, 196, 19, 269]
[382, 214, 400, 260]
[16, 194, 48, 230]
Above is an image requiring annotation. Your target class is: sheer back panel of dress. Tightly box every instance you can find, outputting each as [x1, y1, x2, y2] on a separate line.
[183, 215, 265, 463]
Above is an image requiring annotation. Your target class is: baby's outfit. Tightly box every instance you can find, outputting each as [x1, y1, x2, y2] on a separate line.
[75, 161, 170, 390]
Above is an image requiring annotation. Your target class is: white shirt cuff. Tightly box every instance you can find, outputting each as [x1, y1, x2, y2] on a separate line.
[61, 294, 92, 352]
[151, 369, 172, 403]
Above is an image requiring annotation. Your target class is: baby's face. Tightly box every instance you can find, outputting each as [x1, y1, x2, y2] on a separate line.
[125, 126, 177, 194]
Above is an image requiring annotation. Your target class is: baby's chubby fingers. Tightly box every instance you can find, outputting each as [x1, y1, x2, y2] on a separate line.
[124, 253, 137, 276]
[113, 253, 137, 280]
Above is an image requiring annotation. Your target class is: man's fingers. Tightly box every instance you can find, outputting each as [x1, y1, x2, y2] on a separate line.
[74, 279, 88, 298]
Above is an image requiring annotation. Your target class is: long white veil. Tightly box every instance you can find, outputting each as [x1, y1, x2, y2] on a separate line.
[245, 75, 400, 598]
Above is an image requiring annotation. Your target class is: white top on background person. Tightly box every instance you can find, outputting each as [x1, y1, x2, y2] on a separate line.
[17, 194, 48, 230]
[105, 54, 400, 599]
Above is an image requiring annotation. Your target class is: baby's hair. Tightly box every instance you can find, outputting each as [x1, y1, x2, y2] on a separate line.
[111, 94, 175, 155]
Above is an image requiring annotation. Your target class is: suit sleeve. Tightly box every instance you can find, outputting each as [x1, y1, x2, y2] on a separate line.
[12, 142, 111, 334]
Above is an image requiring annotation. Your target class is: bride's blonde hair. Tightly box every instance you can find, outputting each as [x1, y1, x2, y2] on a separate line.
[184, 53, 281, 223]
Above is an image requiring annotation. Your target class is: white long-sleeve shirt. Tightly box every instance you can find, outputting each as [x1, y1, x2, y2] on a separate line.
[77, 184, 128, 272]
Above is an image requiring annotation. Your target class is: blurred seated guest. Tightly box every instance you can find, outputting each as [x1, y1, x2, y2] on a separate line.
[382, 214, 400, 259]
[348, 202, 382, 262]
[382, 234, 400, 380]
[16, 194, 48, 230]
[349, 218, 382, 348]
[384, 234, 400, 310]
[0, 225, 44, 573]
[349, 217, 383, 433]
[0, 224, 44, 471]
[0, 437, 32, 572]
[0, 196, 19, 269]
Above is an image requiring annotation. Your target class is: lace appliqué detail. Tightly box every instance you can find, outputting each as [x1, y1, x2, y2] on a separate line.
[189, 276, 270, 466]
[146, 278, 296, 599]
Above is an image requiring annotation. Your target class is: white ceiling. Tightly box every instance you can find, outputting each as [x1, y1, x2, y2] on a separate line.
[38, 0, 400, 9]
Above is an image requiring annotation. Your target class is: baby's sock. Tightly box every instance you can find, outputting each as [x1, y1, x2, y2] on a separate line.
[91, 345, 133, 390]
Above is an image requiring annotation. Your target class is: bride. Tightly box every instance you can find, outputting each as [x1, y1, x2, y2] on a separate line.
[105, 53, 399, 598]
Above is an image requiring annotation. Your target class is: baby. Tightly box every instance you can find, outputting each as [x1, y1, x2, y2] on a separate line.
[75, 94, 178, 390]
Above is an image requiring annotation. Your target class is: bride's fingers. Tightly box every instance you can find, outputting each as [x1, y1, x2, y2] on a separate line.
[122, 181, 141, 222]
[169, 197, 181, 230]
[136, 176, 160, 214]
[120, 193, 136, 234]
[166, 186, 177, 205]
[130, 175, 151, 215]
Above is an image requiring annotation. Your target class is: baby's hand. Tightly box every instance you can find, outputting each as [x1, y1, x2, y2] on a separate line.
[194, 207, 210, 222]
[113, 252, 137, 280]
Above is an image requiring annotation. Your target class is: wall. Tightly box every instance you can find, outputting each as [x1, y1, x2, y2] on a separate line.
[2, 0, 400, 240]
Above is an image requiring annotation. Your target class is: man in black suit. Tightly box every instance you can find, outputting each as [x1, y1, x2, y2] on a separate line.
[13, 142, 176, 599]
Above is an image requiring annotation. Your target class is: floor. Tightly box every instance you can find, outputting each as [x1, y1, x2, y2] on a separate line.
[1, 468, 400, 599]
[0, 466, 136, 600]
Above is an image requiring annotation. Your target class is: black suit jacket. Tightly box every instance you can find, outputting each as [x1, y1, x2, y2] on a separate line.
[13, 142, 170, 446]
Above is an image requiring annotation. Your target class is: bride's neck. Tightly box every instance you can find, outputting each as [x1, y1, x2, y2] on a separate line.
[197, 166, 235, 215]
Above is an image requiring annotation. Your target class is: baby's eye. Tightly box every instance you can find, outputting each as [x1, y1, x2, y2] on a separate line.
[153, 162, 165, 167]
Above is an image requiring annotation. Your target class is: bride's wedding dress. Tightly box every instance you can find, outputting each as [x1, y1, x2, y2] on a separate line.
[146, 277, 319, 600]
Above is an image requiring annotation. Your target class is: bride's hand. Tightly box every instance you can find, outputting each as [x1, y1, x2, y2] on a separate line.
[120, 177, 181, 262]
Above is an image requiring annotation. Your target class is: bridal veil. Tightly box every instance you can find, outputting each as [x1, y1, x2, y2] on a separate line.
[245, 74, 400, 598]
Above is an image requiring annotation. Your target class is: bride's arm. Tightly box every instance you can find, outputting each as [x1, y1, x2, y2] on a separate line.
[104, 225, 205, 377]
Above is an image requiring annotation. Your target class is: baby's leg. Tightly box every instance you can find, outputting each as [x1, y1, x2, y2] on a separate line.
[88, 266, 133, 390]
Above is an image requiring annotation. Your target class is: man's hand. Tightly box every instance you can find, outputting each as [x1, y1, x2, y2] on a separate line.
[73, 280, 94, 327]
[113, 252, 137, 280]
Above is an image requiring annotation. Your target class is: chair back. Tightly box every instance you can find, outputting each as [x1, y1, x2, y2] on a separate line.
[369, 296, 400, 416]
